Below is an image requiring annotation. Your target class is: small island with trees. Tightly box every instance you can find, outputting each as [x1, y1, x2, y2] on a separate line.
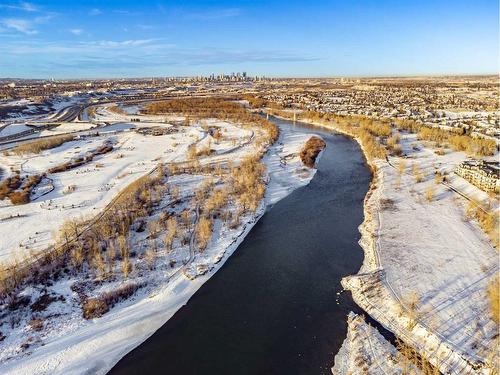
[300, 136, 326, 168]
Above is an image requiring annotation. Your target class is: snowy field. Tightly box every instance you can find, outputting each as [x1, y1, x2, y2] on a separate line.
[0, 106, 321, 374]
[342, 132, 498, 374]
[0, 127, 198, 264]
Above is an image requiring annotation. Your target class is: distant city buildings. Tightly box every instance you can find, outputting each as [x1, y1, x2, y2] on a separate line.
[161, 72, 265, 83]
[0, 76, 498, 142]
[455, 160, 500, 192]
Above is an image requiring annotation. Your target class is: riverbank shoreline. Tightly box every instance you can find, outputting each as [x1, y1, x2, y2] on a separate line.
[268, 113, 495, 374]
[265, 114, 381, 272]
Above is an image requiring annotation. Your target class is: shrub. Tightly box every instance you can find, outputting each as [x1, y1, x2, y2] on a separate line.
[418, 127, 497, 157]
[387, 134, 401, 148]
[396, 337, 439, 374]
[107, 105, 127, 115]
[82, 298, 109, 319]
[187, 145, 198, 160]
[425, 186, 434, 202]
[357, 129, 387, 160]
[380, 198, 396, 210]
[122, 257, 131, 278]
[242, 94, 268, 108]
[31, 293, 59, 312]
[145, 248, 156, 270]
[449, 135, 497, 156]
[28, 318, 44, 331]
[204, 189, 228, 215]
[412, 164, 424, 183]
[387, 134, 403, 156]
[48, 143, 113, 174]
[434, 172, 444, 184]
[418, 127, 450, 143]
[196, 216, 213, 251]
[9, 190, 30, 205]
[230, 156, 266, 212]
[82, 283, 141, 319]
[0, 174, 22, 200]
[398, 160, 407, 175]
[362, 120, 392, 137]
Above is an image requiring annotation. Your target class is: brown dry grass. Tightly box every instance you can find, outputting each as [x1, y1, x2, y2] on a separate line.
[82, 283, 141, 319]
[12, 135, 74, 155]
[488, 275, 499, 324]
[425, 186, 434, 202]
[466, 200, 499, 248]
[396, 337, 440, 375]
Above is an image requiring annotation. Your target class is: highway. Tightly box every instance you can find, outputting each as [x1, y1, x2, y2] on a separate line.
[0, 93, 238, 149]
[51, 104, 85, 122]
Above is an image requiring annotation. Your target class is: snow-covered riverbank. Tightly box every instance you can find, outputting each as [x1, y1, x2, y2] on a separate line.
[342, 132, 498, 374]
[273, 115, 498, 374]
[0, 123, 321, 375]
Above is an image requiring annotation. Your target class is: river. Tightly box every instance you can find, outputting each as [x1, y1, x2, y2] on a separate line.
[110, 117, 373, 375]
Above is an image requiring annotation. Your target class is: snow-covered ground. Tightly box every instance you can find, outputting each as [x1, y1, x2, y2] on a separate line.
[0, 113, 320, 374]
[0, 127, 196, 264]
[332, 312, 421, 374]
[342, 134, 498, 374]
[39, 122, 98, 136]
[341, 132, 498, 374]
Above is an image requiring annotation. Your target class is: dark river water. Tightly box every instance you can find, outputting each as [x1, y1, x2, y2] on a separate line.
[110, 117, 373, 375]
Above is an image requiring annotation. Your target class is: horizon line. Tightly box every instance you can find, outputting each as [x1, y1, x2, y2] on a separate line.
[1, 73, 498, 81]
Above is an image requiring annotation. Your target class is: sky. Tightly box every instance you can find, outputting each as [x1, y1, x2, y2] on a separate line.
[0, 0, 498, 78]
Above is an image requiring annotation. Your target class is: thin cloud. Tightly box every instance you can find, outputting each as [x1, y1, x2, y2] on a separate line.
[137, 24, 154, 30]
[2, 39, 319, 70]
[89, 8, 102, 16]
[87, 39, 158, 48]
[19, 2, 36, 12]
[114, 10, 143, 16]
[1, 18, 37, 34]
[34, 15, 54, 23]
[0, 2, 38, 12]
[0, 12, 54, 35]
[3, 39, 167, 54]
[185, 8, 240, 20]
[69, 28, 83, 36]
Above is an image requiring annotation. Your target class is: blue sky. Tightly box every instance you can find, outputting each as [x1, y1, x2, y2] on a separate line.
[1, 0, 498, 78]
